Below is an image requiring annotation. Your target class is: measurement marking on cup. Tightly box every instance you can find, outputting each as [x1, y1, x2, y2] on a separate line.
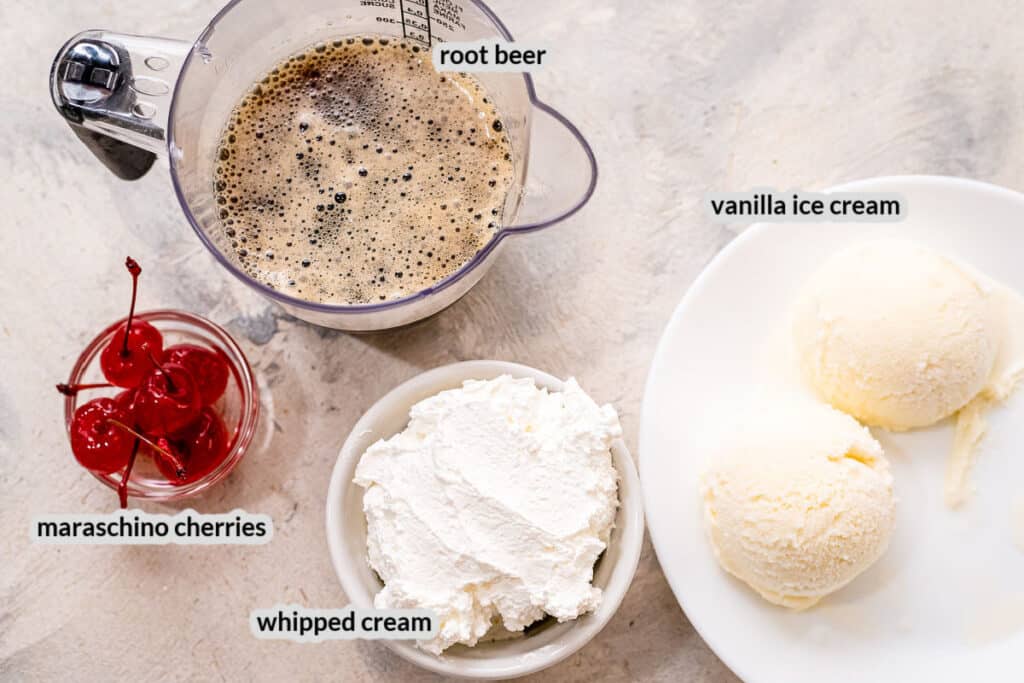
[399, 0, 432, 47]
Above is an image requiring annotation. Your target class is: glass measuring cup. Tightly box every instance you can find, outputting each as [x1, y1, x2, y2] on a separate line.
[50, 0, 597, 331]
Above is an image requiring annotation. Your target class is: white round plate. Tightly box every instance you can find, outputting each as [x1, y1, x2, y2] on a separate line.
[640, 176, 1024, 683]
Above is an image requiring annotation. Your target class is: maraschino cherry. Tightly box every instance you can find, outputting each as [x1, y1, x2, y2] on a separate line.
[135, 362, 202, 435]
[152, 436, 187, 481]
[113, 389, 136, 412]
[100, 257, 163, 388]
[69, 397, 136, 474]
[60, 255, 241, 505]
[163, 344, 229, 405]
[156, 407, 229, 483]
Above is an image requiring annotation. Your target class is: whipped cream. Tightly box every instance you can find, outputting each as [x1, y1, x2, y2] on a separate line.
[353, 375, 621, 654]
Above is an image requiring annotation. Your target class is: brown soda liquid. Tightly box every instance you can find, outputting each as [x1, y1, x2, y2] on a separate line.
[214, 36, 515, 305]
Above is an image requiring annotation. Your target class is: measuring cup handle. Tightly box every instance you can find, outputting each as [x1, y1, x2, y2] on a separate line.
[504, 100, 598, 235]
[51, 30, 191, 180]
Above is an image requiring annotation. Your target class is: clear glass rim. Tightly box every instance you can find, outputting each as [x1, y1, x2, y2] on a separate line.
[167, 0, 598, 315]
[63, 309, 260, 501]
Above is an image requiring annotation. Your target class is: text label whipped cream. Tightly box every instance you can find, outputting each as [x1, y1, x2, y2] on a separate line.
[353, 375, 621, 654]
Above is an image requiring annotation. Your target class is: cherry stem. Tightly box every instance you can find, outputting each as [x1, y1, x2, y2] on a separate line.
[55, 382, 113, 396]
[108, 419, 187, 478]
[121, 257, 142, 358]
[145, 349, 177, 393]
[156, 437, 187, 480]
[118, 438, 141, 509]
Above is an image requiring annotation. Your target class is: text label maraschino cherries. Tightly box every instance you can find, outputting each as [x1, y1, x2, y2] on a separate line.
[58, 258, 232, 508]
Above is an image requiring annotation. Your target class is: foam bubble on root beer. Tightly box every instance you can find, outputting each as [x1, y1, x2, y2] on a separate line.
[214, 37, 515, 305]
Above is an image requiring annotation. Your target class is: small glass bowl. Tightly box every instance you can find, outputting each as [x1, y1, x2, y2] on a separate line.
[63, 309, 259, 502]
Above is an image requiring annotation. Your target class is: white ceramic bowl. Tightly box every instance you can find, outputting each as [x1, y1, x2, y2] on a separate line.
[326, 360, 644, 679]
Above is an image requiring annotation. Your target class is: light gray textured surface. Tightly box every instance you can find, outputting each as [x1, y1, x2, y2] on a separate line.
[2, 1, 1023, 681]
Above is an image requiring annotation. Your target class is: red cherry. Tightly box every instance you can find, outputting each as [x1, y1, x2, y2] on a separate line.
[157, 407, 229, 483]
[162, 344, 229, 405]
[100, 321, 164, 387]
[99, 258, 164, 387]
[96, 420, 188, 483]
[135, 363, 202, 435]
[148, 436, 188, 481]
[113, 388, 137, 414]
[69, 398, 136, 473]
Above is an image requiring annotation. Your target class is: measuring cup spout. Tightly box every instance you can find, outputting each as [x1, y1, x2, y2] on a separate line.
[50, 30, 191, 179]
[504, 100, 598, 235]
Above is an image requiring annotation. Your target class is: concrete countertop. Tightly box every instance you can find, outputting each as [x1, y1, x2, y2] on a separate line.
[3, 1, 1023, 680]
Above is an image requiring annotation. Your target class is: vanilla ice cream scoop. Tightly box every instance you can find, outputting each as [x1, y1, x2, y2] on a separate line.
[701, 399, 895, 610]
[792, 240, 1001, 431]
